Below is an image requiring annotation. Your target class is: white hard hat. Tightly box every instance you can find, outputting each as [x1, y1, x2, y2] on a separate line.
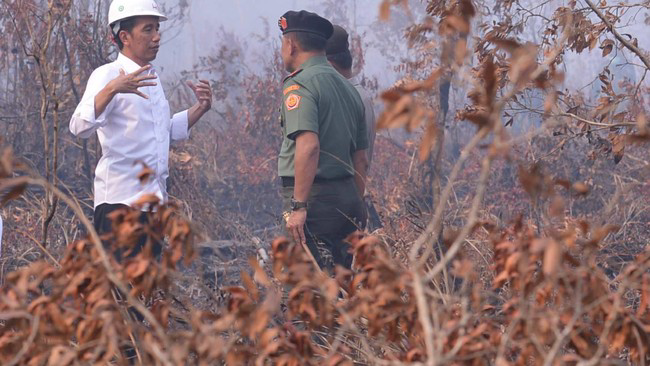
[108, 0, 167, 27]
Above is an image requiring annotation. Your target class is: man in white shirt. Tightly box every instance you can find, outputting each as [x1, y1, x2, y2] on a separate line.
[326, 25, 382, 231]
[70, 0, 212, 257]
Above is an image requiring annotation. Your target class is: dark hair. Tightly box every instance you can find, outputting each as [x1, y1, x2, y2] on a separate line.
[290, 32, 327, 52]
[112, 17, 138, 50]
[327, 51, 353, 71]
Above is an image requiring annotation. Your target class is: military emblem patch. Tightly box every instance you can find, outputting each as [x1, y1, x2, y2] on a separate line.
[285, 94, 302, 111]
[285, 94, 301, 111]
[279, 17, 288, 31]
[283, 85, 301, 95]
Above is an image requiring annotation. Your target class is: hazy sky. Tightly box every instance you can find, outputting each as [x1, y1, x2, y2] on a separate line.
[154, 0, 650, 102]
[157, 0, 386, 78]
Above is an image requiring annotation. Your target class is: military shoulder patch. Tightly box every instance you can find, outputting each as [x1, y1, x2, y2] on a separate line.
[285, 93, 302, 111]
[283, 84, 301, 95]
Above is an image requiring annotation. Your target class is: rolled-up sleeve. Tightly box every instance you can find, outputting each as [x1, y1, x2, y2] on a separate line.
[170, 110, 190, 141]
[69, 67, 116, 139]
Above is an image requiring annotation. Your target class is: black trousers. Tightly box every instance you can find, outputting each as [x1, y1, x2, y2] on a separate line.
[93, 203, 162, 261]
[281, 177, 365, 270]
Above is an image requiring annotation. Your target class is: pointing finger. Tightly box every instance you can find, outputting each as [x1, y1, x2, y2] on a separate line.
[134, 90, 149, 99]
[132, 64, 152, 76]
[137, 82, 157, 87]
[135, 75, 157, 82]
[291, 227, 301, 245]
[194, 85, 211, 91]
[298, 226, 306, 245]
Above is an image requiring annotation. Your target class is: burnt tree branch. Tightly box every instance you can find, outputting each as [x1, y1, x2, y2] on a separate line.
[584, 0, 650, 70]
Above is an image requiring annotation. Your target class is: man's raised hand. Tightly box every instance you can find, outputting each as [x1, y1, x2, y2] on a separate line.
[187, 80, 212, 112]
[108, 65, 158, 99]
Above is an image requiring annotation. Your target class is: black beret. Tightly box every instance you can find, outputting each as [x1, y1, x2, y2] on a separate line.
[278, 10, 333, 39]
[326, 24, 350, 56]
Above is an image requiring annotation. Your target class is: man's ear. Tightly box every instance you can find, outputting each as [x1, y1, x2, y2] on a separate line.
[119, 30, 130, 47]
[288, 35, 298, 55]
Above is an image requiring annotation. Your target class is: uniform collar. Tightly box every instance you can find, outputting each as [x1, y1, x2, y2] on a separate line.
[298, 55, 329, 70]
[116, 53, 156, 74]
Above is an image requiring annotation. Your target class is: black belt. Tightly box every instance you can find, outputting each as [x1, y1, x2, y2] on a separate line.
[281, 176, 351, 187]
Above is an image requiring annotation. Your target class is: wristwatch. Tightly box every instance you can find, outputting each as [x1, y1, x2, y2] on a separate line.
[290, 197, 308, 211]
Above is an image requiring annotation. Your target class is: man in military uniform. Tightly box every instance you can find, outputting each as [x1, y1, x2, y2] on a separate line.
[277, 10, 369, 270]
[326, 24, 383, 232]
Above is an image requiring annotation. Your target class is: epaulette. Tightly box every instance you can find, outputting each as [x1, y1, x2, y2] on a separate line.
[283, 68, 303, 83]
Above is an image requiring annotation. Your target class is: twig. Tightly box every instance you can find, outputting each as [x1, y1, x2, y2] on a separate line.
[409, 127, 490, 266]
[7, 314, 39, 366]
[584, 0, 650, 70]
[336, 310, 401, 366]
[413, 270, 436, 365]
[560, 112, 636, 128]
[15, 228, 60, 267]
[424, 154, 492, 282]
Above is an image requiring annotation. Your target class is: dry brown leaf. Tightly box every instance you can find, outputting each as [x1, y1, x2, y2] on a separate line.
[490, 37, 522, 53]
[0, 147, 13, 178]
[125, 258, 150, 278]
[133, 193, 160, 207]
[461, 108, 491, 127]
[380, 89, 402, 102]
[611, 134, 625, 164]
[47, 346, 76, 366]
[177, 151, 192, 164]
[509, 44, 538, 88]
[572, 182, 590, 195]
[241, 271, 259, 302]
[544, 91, 557, 113]
[600, 39, 615, 57]
[136, 163, 154, 183]
[248, 309, 269, 339]
[379, 0, 391, 21]
[418, 120, 438, 162]
[249, 257, 271, 286]
[570, 333, 592, 356]
[454, 38, 468, 65]
[637, 274, 650, 317]
[549, 196, 565, 217]
[441, 15, 470, 34]
[1, 182, 27, 206]
[543, 240, 562, 276]
[401, 69, 442, 92]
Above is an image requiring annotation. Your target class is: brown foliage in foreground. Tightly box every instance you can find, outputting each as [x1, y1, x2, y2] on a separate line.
[0, 195, 648, 365]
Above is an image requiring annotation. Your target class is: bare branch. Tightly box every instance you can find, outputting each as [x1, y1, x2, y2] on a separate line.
[584, 0, 650, 70]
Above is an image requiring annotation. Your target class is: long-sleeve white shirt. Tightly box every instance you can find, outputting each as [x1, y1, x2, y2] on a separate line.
[70, 53, 189, 208]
